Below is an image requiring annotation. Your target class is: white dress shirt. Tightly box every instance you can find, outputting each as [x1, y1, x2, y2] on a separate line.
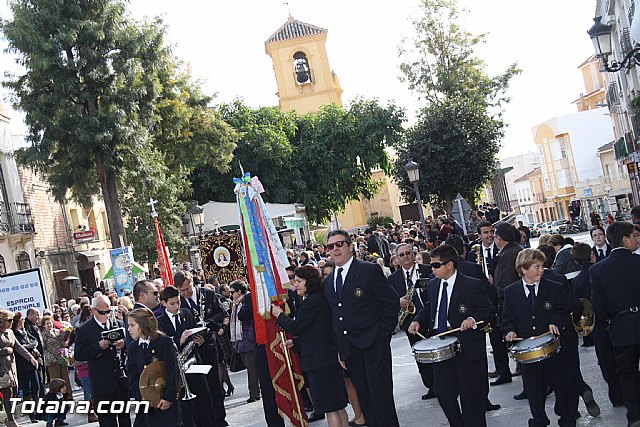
[334, 255, 354, 292]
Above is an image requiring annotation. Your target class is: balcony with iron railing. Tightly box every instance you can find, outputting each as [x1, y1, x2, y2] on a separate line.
[0, 202, 35, 234]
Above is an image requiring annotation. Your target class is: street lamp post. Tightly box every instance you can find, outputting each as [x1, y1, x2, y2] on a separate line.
[405, 160, 429, 242]
[588, 16, 640, 72]
[188, 202, 205, 270]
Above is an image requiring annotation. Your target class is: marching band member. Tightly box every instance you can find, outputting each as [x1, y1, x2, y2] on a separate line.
[126, 308, 181, 426]
[157, 286, 206, 427]
[591, 222, 640, 426]
[445, 234, 500, 412]
[502, 249, 575, 427]
[74, 295, 131, 427]
[271, 265, 349, 427]
[388, 243, 435, 400]
[408, 244, 493, 427]
[174, 270, 228, 427]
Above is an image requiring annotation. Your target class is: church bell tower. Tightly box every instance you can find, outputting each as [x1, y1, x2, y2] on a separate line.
[265, 16, 343, 114]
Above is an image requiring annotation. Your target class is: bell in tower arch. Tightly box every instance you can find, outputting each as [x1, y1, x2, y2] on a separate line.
[293, 51, 312, 84]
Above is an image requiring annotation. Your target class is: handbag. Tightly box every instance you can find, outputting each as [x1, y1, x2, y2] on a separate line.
[229, 352, 245, 373]
[0, 371, 12, 388]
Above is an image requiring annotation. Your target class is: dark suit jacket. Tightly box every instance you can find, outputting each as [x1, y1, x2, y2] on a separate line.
[413, 272, 493, 360]
[501, 278, 571, 339]
[543, 269, 582, 326]
[592, 244, 612, 262]
[126, 335, 180, 403]
[157, 309, 198, 351]
[493, 242, 523, 295]
[180, 287, 225, 333]
[74, 318, 126, 395]
[388, 264, 431, 331]
[467, 244, 499, 277]
[552, 247, 581, 276]
[322, 258, 400, 360]
[569, 263, 593, 302]
[275, 293, 339, 372]
[24, 318, 43, 356]
[590, 248, 640, 347]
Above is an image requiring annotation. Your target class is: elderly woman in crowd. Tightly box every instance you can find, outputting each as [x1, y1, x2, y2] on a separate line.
[0, 309, 38, 427]
[41, 315, 72, 400]
[12, 312, 40, 423]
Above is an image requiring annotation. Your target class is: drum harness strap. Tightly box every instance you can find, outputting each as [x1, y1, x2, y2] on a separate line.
[610, 305, 640, 322]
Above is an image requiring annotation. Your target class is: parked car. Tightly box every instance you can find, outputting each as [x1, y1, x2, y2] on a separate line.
[531, 223, 545, 237]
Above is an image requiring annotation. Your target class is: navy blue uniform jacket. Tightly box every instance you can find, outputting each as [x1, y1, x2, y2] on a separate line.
[590, 248, 640, 347]
[322, 258, 400, 360]
[413, 272, 494, 361]
[501, 278, 571, 339]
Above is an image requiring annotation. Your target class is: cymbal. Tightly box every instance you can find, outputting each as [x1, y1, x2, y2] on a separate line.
[139, 361, 167, 407]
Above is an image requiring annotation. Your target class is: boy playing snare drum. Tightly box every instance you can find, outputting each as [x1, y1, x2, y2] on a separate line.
[502, 248, 576, 427]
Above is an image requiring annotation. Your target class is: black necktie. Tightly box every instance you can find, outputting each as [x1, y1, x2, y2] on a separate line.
[526, 284, 536, 309]
[188, 297, 198, 312]
[599, 249, 604, 261]
[336, 267, 344, 298]
[485, 247, 492, 263]
[141, 342, 148, 351]
[436, 282, 449, 333]
[406, 271, 413, 290]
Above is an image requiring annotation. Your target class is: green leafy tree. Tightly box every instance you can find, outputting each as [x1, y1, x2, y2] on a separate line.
[191, 99, 405, 224]
[2, 0, 236, 257]
[395, 0, 520, 212]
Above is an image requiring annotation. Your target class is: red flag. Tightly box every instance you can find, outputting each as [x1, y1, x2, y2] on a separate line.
[154, 216, 174, 286]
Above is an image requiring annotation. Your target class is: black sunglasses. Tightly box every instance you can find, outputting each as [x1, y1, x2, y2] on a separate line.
[146, 290, 159, 296]
[398, 251, 413, 257]
[95, 309, 111, 315]
[326, 240, 349, 250]
[430, 261, 450, 269]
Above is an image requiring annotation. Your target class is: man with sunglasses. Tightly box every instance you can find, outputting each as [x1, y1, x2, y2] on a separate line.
[388, 243, 435, 401]
[323, 230, 400, 427]
[74, 295, 131, 427]
[132, 280, 160, 312]
[408, 245, 494, 427]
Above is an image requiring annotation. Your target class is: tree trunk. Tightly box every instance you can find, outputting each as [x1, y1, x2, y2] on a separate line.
[96, 157, 127, 248]
[444, 192, 453, 216]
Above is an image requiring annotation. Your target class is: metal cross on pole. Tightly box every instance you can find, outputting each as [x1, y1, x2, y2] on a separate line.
[147, 198, 158, 218]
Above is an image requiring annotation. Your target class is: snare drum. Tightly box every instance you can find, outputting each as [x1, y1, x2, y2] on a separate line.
[509, 334, 560, 364]
[412, 336, 460, 363]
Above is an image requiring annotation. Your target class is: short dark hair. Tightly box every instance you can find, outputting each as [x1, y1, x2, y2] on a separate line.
[173, 270, 192, 288]
[494, 222, 516, 242]
[364, 228, 374, 235]
[293, 265, 323, 295]
[48, 378, 67, 394]
[160, 286, 179, 302]
[327, 230, 352, 244]
[606, 221, 635, 248]
[430, 245, 459, 268]
[229, 280, 248, 294]
[590, 225, 605, 237]
[133, 280, 153, 302]
[537, 244, 556, 269]
[631, 205, 640, 219]
[572, 242, 593, 266]
[285, 265, 295, 272]
[444, 234, 465, 256]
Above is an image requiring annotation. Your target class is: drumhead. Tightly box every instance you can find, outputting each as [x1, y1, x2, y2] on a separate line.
[511, 334, 557, 352]
[413, 336, 458, 351]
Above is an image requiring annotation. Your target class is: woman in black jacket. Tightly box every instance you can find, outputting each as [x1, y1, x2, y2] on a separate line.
[271, 265, 348, 427]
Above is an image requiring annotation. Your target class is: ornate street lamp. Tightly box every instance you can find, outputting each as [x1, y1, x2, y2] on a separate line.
[189, 202, 205, 237]
[588, 16, 640, 72]
[404, 160, 429, 241]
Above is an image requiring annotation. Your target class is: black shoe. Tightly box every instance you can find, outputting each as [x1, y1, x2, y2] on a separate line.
[486, 401, 501, 411]
[488, 371, 500, 378]
[582, 391, 601, 417]
[514, 390, 527, 400]
[613, 401, 625, 408]
[224, 385, 234, 397]
[55, 422, 69, 427]
[581, 343, 595, 347]
[247, 397, 261, 403]
[490, 375, 512, 386]
[422, 389, 436, 400]
[308, 412, 326, 422]
[575, 411, 581, 419]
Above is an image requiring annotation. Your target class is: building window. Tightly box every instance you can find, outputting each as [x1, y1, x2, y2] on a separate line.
[293, 51, 312, 85]
[16, 251, 31, 271]
[0, 255, 6, 275]
[560, 147, 567, 159]
[544, 178, 551, 190]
